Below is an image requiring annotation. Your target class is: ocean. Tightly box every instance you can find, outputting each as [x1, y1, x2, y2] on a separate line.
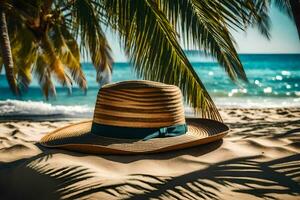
[0, 53, 300, 118]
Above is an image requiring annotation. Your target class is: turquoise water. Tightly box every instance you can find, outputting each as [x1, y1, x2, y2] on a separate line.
[0, 53, 300, 117]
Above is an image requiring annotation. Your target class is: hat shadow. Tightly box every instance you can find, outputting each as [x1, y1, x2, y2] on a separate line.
[37, 138, 223, 163]
[99, 139, 224, 163]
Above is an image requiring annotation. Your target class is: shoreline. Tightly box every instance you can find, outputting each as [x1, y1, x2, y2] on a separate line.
[0, 107, 299, 121]
[0, 107, 299, 199]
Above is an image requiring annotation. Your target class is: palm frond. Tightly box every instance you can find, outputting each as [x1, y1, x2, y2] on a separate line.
[71, 0, 113, 83]
[51, 58, 73, 93]
[289, 0, 300, 38]
[160, 0, 248, 82]
[273, 0, 293, 17]
[250, 0, 271, 39]
[33, 55, 56, 99]
[103, 0, 221, 120]
[8, 16, 37, 91]
[51, 24, 87, 91]
[0, 51, 2, 73]
[11, 0, 41, 20]
[40, 33, 72, 94]
[13, 51, 36, 91]
[215, 0, 271, 39]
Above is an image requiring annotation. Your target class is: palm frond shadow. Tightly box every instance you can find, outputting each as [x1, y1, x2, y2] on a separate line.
[0, 154, 167, 200]
[276, 128, 300, 138]
[228, 119, 300, 138]
[125, 154, 300, 200]
[0, 148, 299, 199]
[0, 153, 95, 200]
[0, 140, 222, 200]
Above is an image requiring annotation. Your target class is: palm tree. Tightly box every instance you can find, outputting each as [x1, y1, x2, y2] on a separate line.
[1, 0, 288, 120]
[251, 0, 300, 38]
[0, 1, 19, 95]
[288, 0, 300, 37]
[6, 0, 112, 98]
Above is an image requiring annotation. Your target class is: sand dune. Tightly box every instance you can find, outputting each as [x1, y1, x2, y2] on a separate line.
[0, 108, 299, 200]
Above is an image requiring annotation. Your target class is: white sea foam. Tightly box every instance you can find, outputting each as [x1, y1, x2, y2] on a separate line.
[281, 70, 291, 76]
[0, 98, 299, 119]
[184, 98, 300, 116]
[263, 87, 272, 94]
[214, 97, 300, 108]
[275, 75, 283, 80]
[0, 100, 93, 118]
[208, 71, 214, 76]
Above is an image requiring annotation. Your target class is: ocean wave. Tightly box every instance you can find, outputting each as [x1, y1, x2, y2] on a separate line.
[0, 100, 93, 118]
[0, 98, 299, 120]
[214, 97, 300, 108]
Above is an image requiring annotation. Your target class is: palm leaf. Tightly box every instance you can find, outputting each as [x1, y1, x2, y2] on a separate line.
[50, 24, 87, 91]
[8, 16, 37, 91]
[40, 33, 72, 94]
[0, 57, 3, 74]
[161, 0, 246, 81]
[289, 0, 300, 38]
[13, 50, 36, 91]
[103, 0, 221, 120]
[33, 55, 56, 99]
[11, 0, 41, 21]
[160, 0, 271, 82]
[51, 58, 73, 93]
[250, 0, 271, 39]
[71, 0, 113, 83]
[274, 0, 293, 17]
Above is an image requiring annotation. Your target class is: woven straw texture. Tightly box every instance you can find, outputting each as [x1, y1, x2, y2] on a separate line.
[93, 80, 185, 128]
[40, 118, 228, 154]
[40, 80, 229, 154]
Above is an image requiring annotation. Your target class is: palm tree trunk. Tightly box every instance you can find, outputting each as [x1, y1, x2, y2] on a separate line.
[290, 0, 300, 38]
[0, 10, 19, 95]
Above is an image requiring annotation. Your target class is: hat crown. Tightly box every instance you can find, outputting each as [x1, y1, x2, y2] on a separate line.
[93, 80, 186, 128]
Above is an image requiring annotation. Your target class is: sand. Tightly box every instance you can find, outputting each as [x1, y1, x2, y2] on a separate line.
[0, 108, 299, 200]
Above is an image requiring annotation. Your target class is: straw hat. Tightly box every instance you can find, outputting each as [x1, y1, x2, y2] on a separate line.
[40, 80, 229, 154]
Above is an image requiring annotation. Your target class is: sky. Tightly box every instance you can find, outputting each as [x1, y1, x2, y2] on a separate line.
[105, 5, 300, 62]
[232, 5, 300, 54]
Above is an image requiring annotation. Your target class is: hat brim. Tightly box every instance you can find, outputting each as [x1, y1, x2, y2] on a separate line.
[39, 118, 229, 154]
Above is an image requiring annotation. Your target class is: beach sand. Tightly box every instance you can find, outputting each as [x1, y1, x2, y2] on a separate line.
[0, 108, 299, 200]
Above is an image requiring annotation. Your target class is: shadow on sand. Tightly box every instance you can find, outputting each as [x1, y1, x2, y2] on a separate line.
[0, 140, 299, 200]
